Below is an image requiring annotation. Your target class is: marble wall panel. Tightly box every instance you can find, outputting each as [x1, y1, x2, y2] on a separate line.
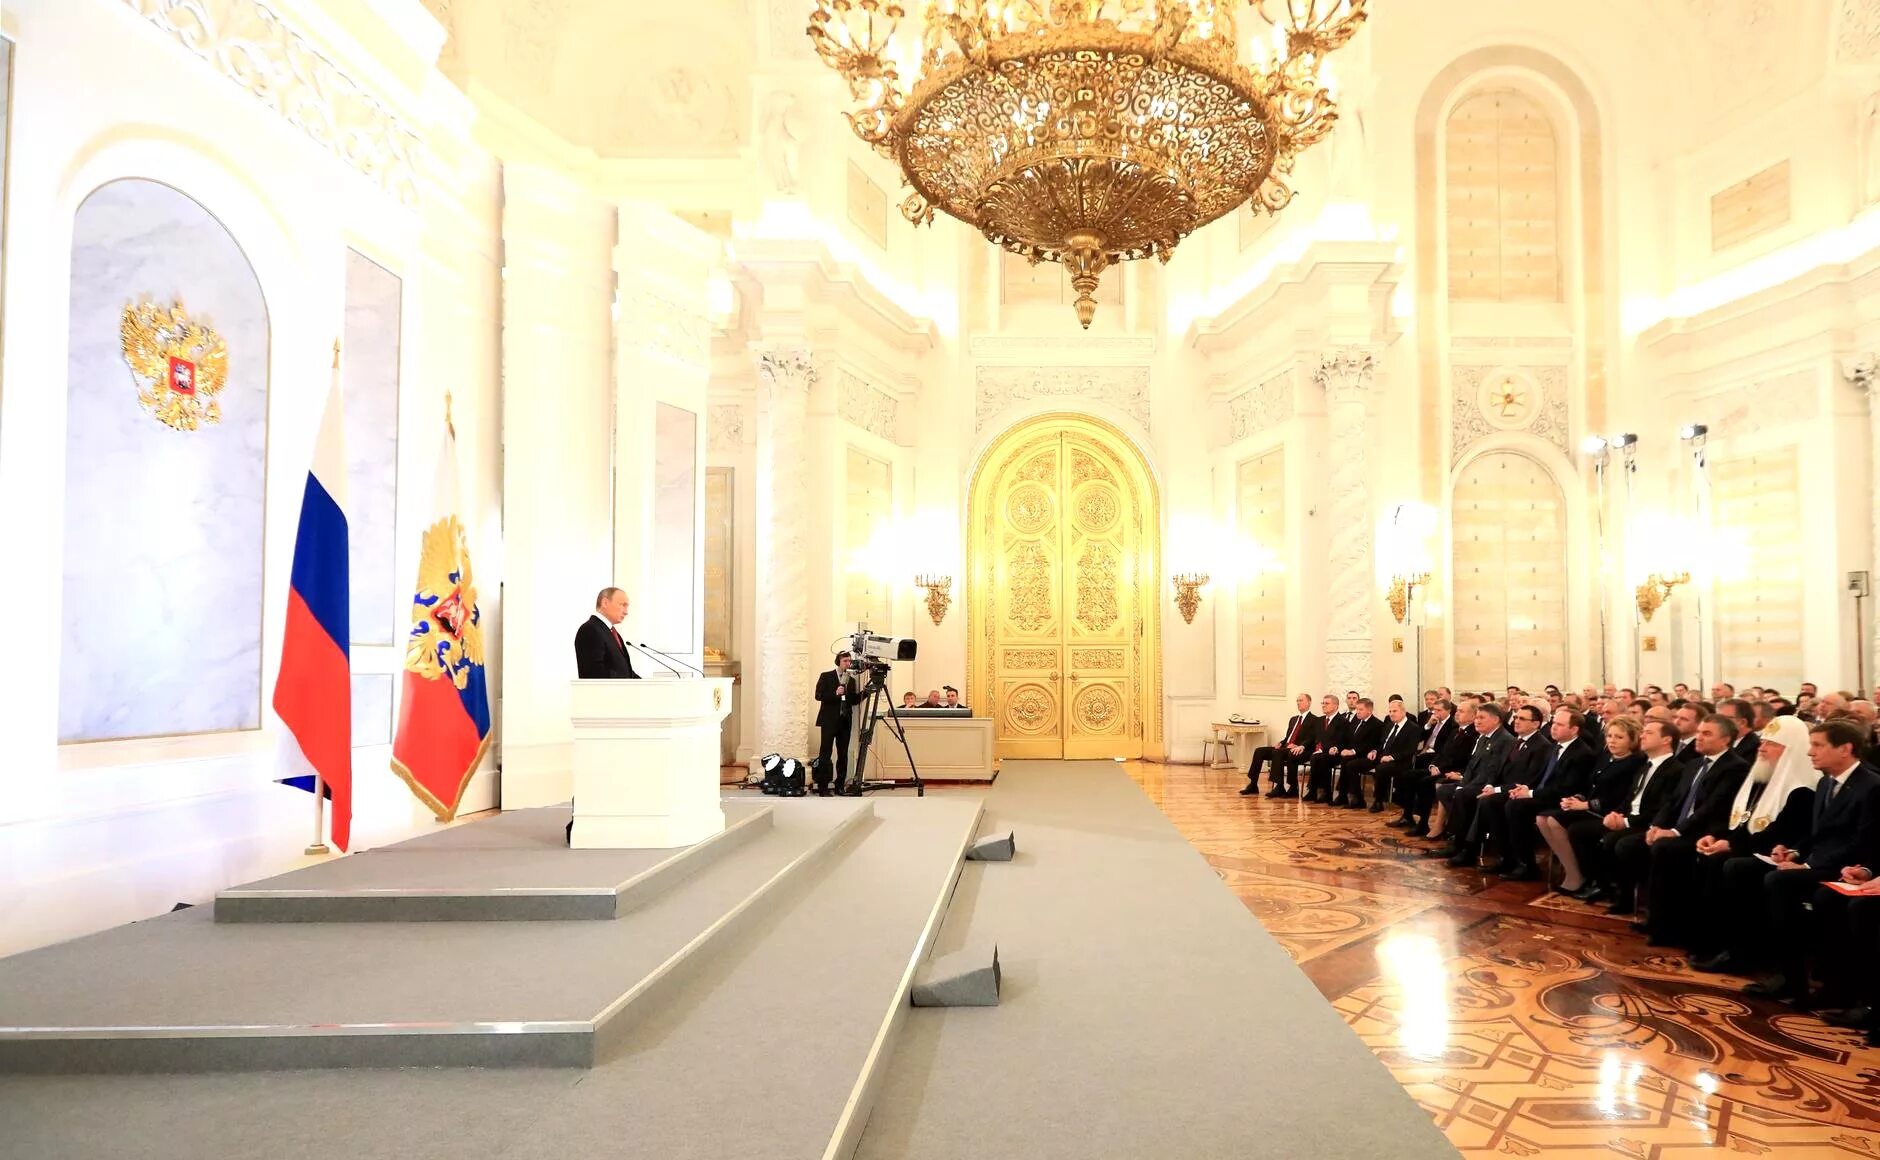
[649, 402, 698, 653]
[342, 250, 401, 645]
[61, 179, 269, 741]
[350, 673, 393, 747]
[1452, 452, 1568, 692]
[1237, 448, 1287, 698]
[1710, 451, 1804, 691]
[844, 447, 892, 628]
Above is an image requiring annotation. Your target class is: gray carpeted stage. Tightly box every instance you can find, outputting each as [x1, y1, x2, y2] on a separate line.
[0, 763, 1457, 1159]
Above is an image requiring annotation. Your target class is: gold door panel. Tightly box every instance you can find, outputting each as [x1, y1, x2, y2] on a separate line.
[969, 415, 1160, 761]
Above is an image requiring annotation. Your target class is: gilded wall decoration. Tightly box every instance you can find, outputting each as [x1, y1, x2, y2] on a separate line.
[1072, 648, 1124, 670]
[1223, 370, 1292, 446]
[1076, 486, 1119, 534]
[1015, 450, 1056, 482]
[121, 299, 228, 432]
[1007, 542, 1052, 632]
[837, 370, 901, 443]
[621, 287, 710, 369]
[1006, 483, 1054, 535]
[974, 365, 1151, 434]
[1450, 364, 1571, 464]
[707, 403, 746, 454]
[121, 0, 423, 207]
[1070, 449, 1111, 486]
[1075, 541, 1121, 633]
[704, 468, 733, 658]
[1075, 685, 1123, 732]
[1007, 684, 1053, 732]
[1003, 648, 1057, 670]
[1237, 448, 1287, 698]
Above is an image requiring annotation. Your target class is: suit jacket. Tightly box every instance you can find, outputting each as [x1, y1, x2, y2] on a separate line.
[1651, 749, 1752, 838]
[1460, 729, 1515, 788]
[1731, 733, 1763, 766]
[1419, 717, 1455, 758]
[574, 614, 639, 679]
[1494, 730, 1550, 789]
[1315, 712, 1354, 755]
[1416, 708, 1435, 729]
[1798, 765, 1880, 874]
[1433, 724, 1478, 776]
[1672, 737, 1702, 766]
[1583, 752, 1648, 816]
[814, 669, 857, 729]
[1344, 716, 1386, 758]
[1622, 754, 1685, 827]
[1376, 717, 1423, 764]
[1522, 739, 1597, 810]
[1275, 712, 1321, 752]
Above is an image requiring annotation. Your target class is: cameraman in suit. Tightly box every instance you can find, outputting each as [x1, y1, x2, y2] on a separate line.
[814, 652, 860, 796]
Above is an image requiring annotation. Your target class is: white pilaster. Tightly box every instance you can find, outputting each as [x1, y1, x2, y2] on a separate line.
[1317, 348, 1378, 694]
[755, 348, 817, 760]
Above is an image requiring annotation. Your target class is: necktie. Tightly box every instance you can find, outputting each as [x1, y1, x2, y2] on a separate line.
[1538, 744, 1562, 789]
[1386, 722, 1401, 749]
[611, 626, 626, 655]
[1286, 716, 1301, 744]
[1677, 758, 1712, 828]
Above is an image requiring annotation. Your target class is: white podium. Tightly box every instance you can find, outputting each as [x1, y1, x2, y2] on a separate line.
[568, 677, 734, 849]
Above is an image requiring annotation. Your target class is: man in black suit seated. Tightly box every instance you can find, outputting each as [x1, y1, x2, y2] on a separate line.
[1303, 694, 1349, 804]
[1425, 702, 1511, 856]
[815, 653, 860, 796]
[574, 587, 640, 679]
[1476, 706, 1596, 881]
[1623, 713, 1752, 946]
[1741, 719, 1880, 1001]
[1367, 697, 1423, 814]
[1244, 692, 1318, 798]
[1717, 697, 1762, 765]
[943, 686, 965, 709]
[1444, 704, 1546, 868]
[1332, 697, 1387, 810]
[1403, 699, 1469, 834]
[1582, 718, 1685, 911]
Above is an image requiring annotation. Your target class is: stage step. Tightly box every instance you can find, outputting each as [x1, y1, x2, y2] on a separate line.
[214, 802, 773, 922]
[0, 800, 872, 1073]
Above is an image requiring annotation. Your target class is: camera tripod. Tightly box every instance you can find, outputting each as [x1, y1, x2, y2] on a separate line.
[846, 661, 924, 797]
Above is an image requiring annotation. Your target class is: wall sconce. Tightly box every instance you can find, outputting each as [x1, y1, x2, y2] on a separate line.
[1172, 572, 1209, 624]
[914, 574, 952, 626]
[1635, 571, 1689, 621]
[1388, 571, 1430, 624]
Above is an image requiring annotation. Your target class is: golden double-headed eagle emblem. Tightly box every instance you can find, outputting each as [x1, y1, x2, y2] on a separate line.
[120, 299, 229, 432]
[406, 515, 486, 689]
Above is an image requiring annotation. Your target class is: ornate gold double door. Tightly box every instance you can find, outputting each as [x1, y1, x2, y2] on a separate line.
[969, 416, 1160, 760]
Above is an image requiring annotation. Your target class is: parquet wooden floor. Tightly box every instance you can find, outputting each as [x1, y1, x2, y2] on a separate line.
[1130, 760, 1880, 1159]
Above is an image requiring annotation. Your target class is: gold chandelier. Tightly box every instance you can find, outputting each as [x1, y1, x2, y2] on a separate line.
[807, 1, 1368, 327]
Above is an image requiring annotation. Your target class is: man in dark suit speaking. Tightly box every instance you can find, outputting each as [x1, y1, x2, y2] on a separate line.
[575, 587, 640, 680]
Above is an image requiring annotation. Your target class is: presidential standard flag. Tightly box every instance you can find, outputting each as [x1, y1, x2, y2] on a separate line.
[272, 354, 353, 850]
[390, 420, 492, 820]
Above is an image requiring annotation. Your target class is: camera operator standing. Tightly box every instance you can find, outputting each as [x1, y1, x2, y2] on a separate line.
[814, 652, 859, 796]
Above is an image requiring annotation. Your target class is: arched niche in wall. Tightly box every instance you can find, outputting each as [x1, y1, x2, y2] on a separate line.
[60, 179, 269, 742]
[1450, 449, 1568, 693]
[1443, 85, 1563, 304]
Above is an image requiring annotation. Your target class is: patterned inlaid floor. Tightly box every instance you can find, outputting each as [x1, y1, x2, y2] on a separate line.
[1132, 761, 1880, 1158]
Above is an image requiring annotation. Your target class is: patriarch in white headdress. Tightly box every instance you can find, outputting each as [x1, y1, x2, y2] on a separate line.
[1729, 715, 1816, 832]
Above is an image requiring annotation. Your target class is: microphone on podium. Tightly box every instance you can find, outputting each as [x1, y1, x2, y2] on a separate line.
[634, 642, 705, 677]
[623, 642, 682, 676]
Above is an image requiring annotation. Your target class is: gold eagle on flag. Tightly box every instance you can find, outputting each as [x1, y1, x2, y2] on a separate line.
[405, 515, 486, 689]
[120, 299, 228, 432]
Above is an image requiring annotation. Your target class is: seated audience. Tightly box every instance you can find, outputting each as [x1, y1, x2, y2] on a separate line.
[1616, 713, 1753, 944]
[1535, 717, 1647, 897]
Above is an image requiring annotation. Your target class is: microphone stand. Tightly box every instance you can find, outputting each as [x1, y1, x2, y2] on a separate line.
[635, 642, 705, 676]
[624, 641, 682, 676]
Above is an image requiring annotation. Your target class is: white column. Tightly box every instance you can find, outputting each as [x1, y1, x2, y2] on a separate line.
[755, 349, 816, 759]
[497, 164, 617, 807]
[1850, 354, 1880, 689]
[1316, 348, 1377, 694]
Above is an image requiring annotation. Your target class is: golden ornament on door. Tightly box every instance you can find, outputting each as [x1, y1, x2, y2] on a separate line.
[120, 299, 229, 432]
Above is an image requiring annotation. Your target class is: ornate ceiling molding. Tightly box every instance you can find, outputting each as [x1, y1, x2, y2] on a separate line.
[122, 0, 423, 208]
[974, 365, 1151, 434]
[1220, 371, 1294, 447]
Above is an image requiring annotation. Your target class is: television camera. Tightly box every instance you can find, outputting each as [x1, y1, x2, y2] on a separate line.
[840, 627, 922, 796]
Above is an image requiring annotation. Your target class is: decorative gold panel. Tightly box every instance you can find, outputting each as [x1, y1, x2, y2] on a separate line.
[1451, 452, 1568, 691]
[1445, 87, 1560, 303]
[704, 467, 733, 658]
[844, 448, 892, 626]
[1711, 451, 1802, 691]
[1710, 160, 1790, 253]
[1237, 448, 1287, 698]
[969, 415, 1160, 760]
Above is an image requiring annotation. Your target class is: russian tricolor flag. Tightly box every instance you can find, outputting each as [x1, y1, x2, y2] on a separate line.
[273, 359, 352, 850]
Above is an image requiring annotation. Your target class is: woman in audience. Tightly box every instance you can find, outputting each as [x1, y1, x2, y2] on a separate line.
[1536, 718, 1646, 897]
